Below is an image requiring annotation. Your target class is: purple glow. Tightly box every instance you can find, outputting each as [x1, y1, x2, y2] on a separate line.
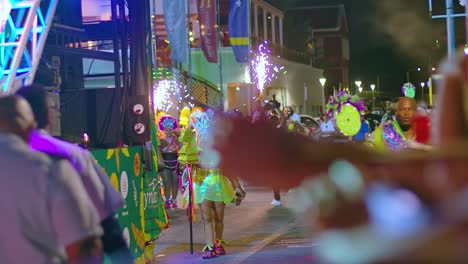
[153, 79, 194, 111]
[251, 42, 278, 94]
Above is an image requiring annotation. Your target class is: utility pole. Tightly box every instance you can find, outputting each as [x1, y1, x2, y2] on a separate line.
[446, 0, 456, 56]
[465, 0, 468, 42]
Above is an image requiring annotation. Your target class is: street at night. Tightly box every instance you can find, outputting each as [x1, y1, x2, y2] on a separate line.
[3, 0, 468, 263]
[153, 187, 317, 264]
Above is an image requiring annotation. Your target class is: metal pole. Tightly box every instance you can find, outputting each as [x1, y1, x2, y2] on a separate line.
[303, 82, 307, 114]
[248, 0, 253, 114]
[465, 0, 468, 43]
[187, 165, 194, 255]
[446, 0, 456, 56]
[406, 71, 410, 83]
[187, 0, 193, 107]
[217, 0, 224, 110]
[377, 75, 380, 93]
[26, 0, 59, 85]
[429, 77, 433, 106]
[422, 86, 424, 102]
[321, 85, 325, 111]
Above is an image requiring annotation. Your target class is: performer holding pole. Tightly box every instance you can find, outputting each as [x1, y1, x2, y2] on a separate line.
[182, 108, 245, 259]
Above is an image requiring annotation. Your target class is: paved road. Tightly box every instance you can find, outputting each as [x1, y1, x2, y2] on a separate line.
[152, 188, 318, 264]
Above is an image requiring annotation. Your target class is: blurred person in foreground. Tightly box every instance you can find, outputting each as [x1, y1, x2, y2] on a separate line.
[201, 53, 468, 263]
[0, 96, 103, 263]
[16, 85, 132, 263]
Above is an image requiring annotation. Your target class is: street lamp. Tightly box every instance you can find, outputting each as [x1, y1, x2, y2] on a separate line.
[358, 87, 363, 93]
[319, 78, 326, 111]
[420, 82, 425, 102]
[406, 67, 421, 83]
[370, 84, 376, 109]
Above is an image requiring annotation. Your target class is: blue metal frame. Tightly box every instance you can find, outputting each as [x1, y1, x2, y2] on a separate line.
[0, 0, 58, 94]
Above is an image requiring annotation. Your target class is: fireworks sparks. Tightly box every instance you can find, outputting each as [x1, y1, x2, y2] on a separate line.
[251, 41, 280, 94]
[153, 79, 194, 112]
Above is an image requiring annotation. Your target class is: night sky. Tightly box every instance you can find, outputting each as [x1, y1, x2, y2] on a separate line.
[266, 0, 467, 98]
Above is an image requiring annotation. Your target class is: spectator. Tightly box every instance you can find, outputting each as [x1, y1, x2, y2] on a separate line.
[0, 95, 103, 263]
[320, 114, 336, 133]
[16, 85, 131, 263]
[353, 117, 370, 142]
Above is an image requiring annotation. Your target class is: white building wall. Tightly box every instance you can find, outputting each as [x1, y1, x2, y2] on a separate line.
[268, 57, 324, 116]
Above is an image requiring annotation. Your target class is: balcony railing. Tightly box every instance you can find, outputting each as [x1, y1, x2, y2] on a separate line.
[181, 71, 221, 110]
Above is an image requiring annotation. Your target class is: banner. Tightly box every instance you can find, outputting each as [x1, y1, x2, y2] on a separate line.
[144, 108, 169, 242]
[197, 0, 218, 63]
[92, 145, 168, 264]
[163, 0, 189, 63]
[229, 0, 249, 63]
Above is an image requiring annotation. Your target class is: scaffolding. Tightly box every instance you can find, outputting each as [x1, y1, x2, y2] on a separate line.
[0, 0, 58, 94]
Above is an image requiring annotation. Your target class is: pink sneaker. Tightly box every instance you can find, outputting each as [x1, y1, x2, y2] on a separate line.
[171, 200, 178, 208]
[164, 200, 171, 209]
[214, 240, 226, 256]
[201, 245, 216, 259]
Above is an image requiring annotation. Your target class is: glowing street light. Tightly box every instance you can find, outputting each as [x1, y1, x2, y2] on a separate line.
[370, 84, 376, 91]
[355, 80, 362, 88]
[319, 78, 326, 109]
[358, 87, 363, 93]
[319, 78, 326, 87]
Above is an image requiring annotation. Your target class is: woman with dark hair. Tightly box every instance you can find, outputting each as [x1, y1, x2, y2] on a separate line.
[16, 84, 132, 262]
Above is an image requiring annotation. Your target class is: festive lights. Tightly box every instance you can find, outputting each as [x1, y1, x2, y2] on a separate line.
[325, 90, 366, 136]
[250, 41, 279, 95]
[336, 104, 362, 136]
[152, 79, 194, 112]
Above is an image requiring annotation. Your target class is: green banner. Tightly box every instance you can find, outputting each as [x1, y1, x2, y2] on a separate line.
[144, 110, 169, 242]
[92, 147, 146, 263]
[91, 111, 169, 263]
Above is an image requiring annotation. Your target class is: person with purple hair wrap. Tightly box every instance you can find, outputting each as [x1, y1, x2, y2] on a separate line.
[158, 115, 181, 209]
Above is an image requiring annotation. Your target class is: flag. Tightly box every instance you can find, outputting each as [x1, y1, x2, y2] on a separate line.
[163, 0, 189, 63]
[197, 0, 218, 63]
[229, 0, 249, 63]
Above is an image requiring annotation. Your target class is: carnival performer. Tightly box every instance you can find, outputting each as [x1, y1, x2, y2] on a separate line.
[158, 116, 180, 209]
[371, 97, 418, 152]
[187, 108, 244, 259]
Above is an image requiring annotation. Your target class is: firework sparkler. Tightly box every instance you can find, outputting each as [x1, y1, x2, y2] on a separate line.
[251, 41, 279, 96]
[153, 79, 194, 112]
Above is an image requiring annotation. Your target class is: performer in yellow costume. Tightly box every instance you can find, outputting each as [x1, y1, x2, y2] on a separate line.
[180, 109, 243, 259]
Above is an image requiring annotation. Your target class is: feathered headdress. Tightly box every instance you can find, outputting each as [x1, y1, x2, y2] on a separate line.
[158, 116, 178, 131]
[325, 90, 366, 136]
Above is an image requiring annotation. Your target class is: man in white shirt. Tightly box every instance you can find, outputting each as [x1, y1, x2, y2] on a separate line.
[0, 96, 103, 263]
[16, 85, 131, 262]
[320, 115, 336, 133]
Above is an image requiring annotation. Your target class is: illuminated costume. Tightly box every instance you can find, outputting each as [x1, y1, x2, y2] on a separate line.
[178, 127, 199, 165]
[192, 168, 235, 205]
[373, 120, 414, 152]
[190, 109, 235, 206]
[158, 116, 180, 208]
[186, 108, 238, 259]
